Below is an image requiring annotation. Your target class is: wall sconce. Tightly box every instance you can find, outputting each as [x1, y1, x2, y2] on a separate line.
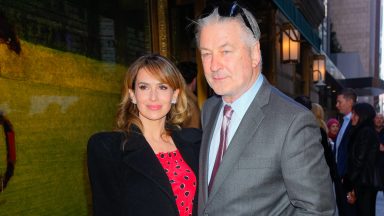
[313, 55, 326, 87]
[281, 23, 300, 64]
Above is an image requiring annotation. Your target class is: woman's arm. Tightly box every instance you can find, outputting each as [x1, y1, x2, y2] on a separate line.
[87, 132, 122, 216]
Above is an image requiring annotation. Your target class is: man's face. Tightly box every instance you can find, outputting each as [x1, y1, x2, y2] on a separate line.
[336, 95, 353, 115]
[199, 20, 261, 103]
[374, 114, 384, 128]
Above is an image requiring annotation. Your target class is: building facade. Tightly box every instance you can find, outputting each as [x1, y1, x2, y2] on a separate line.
[328, 0, 382, 108]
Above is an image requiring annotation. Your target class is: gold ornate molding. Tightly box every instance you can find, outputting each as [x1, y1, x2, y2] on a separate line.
[157, 0, 169, 57]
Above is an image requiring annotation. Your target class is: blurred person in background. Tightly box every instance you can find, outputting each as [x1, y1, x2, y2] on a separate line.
[343, 103, 379, 216]
[374, 113, 384, 199]
[335, 88, 357, 177]
[294, 95, 312, 110]
[177, 61, 201, 129]
[327, 118, 340, 149]
[312, 103, 328, 133]
[374, 113, 384, 151]
[335, 88, 357, 215]
[311, 103, 339, 183]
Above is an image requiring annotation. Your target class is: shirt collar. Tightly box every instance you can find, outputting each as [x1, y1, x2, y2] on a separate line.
[344, 112, 352, 120]
[223, 74, 264, 115]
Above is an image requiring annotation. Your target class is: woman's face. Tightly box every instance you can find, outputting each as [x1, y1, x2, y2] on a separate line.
[329, 123, 340, 136]
[129, 68, 179, 123]
[351, 111, 359, 126]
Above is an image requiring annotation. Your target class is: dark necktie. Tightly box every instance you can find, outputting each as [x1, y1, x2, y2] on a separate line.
[208, 105, 233, 193]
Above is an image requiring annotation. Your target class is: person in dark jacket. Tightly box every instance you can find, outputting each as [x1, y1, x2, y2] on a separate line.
[343, 102, 379, 216]
[311, 103, 339, 183]
[87, 54, 201, 216]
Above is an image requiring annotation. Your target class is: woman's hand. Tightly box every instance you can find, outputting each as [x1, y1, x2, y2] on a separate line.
[346, 190, 356, 204]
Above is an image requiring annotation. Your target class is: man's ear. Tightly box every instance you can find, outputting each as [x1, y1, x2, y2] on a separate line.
[251, 41, 261, 68]
[349, 100, 355, 108]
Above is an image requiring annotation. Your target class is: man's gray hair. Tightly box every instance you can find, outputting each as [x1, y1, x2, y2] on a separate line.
[195, 6, 261, 48]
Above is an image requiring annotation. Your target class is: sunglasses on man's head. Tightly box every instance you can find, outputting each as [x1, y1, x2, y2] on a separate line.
[201, 1, 255, 37]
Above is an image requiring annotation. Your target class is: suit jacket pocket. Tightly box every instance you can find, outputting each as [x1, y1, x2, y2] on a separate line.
[238, 158, 275, 169]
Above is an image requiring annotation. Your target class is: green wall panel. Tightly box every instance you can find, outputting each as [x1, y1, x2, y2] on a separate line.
[0, 41, 126, 215]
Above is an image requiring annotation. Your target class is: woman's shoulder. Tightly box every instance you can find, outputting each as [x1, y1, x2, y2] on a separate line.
[180, 127, 202, 136]
[87, 131, 127, 156]
[358, 125, 377, 135]
[174, 128, 202, 142]
[173, 128, 202, 163]
[354, 125, 378, 141]
[88, 131, 125, 144]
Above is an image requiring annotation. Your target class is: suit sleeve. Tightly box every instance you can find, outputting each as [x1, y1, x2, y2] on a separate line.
[87, 133, 122, 216]
[281, 112, 336, 215]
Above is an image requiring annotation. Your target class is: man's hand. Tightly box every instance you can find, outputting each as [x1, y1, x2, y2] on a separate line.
[380, 144, 384, 152]
[346, 190, 356, 204]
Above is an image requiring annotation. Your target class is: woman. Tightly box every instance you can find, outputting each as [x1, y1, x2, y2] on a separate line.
[311, 103, 338, 182]
[343, 102, 379, 216]
[311, 103, 349, 214]
[87, 54, 201, 216]
[311, 103, 328, 133]
[327, 118, 340, 143]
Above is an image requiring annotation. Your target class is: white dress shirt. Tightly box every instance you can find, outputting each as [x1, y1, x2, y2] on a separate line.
[208, 75, 264, 182]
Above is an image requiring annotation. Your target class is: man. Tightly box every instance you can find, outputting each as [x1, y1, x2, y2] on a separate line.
[374, 113, 384, 149]
[334, 88, 357, 215]
[335, 88, 356, 177]
[374, 113, 384, 192]
[177, 61, 201, 128]
[195, 2, 335, 215]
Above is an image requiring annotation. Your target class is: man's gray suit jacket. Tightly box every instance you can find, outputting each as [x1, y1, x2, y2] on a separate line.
[198, 77, 335, 216]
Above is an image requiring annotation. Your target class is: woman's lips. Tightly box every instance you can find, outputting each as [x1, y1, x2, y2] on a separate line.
[147, 105, 162, 110]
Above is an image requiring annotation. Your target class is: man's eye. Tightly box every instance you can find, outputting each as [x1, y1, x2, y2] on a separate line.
[201, 53, 211, 58]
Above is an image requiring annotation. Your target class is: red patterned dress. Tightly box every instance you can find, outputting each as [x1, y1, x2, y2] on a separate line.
[156, 150, 196, 216]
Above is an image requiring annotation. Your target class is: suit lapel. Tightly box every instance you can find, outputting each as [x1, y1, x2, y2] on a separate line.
[121, 134, 175, 202]
[207, 78, 271, 202]
[200, 100, 222, 203]
[340, 122, 352, 144]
